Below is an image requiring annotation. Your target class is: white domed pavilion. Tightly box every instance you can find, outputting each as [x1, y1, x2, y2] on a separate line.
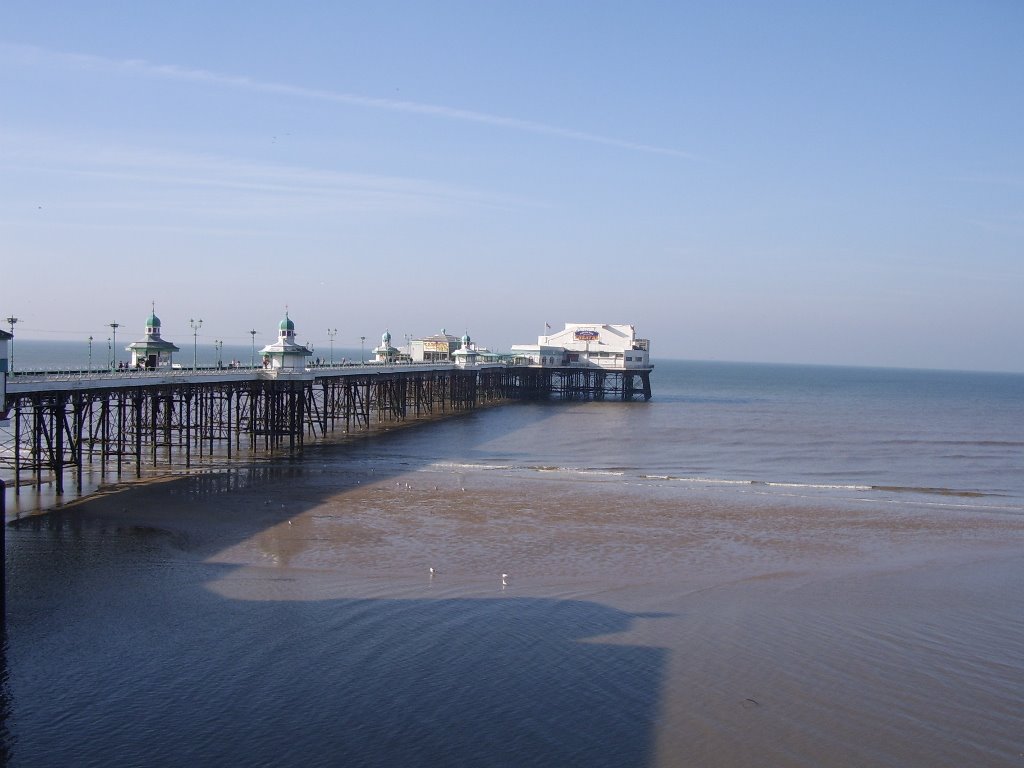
[126, 305, 180, 369]
[259, 311, 313, 370]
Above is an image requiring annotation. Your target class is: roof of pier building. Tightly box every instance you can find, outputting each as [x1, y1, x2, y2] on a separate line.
[260, 312, 312, 365]
[127, 306, 179, 354]
[415, 330, 462, 348]
[539, 323, 643, 353]
[512, 323, 651, 369]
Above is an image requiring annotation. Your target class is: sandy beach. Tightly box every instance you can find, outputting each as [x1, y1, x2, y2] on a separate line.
[7, 458, 1022, 767]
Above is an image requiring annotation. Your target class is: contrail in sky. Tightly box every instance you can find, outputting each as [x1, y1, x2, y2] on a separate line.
[4, 43, 695, 160]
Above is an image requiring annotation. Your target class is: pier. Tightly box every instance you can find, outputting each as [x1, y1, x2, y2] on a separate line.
[0, 362, 652, 496]
[0, 318, 653, 629]
[1, 319, 653, 497]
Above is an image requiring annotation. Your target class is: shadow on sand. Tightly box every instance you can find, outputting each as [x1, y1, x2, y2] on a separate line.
[2, 402, 668, 767]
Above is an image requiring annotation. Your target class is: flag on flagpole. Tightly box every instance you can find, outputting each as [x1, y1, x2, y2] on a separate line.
[545, 323, 551, 329]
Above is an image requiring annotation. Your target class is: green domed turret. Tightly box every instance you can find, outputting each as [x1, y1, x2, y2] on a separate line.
[279, 314, 295, 332]
[129, 303, 179, 368]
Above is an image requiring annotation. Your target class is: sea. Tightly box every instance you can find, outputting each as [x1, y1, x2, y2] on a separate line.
[2, 343, 1023, 766]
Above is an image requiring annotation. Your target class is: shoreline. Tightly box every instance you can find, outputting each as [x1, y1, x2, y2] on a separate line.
[17, 450, 1024, 590]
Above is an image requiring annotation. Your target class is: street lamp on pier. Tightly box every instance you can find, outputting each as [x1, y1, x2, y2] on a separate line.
[327, 328, 337, 365]
[5, 317, 18, 372]
[107, 337, 112, 369]
[360, 336, 365, 364]
[110, 322, 120, 370]
[190, 318, 203, 370]
[214, 339, 224, 368]
[249, 329, 258, 367]
[88, 336, 93, 371]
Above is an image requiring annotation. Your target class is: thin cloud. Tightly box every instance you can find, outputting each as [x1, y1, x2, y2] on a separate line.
[3, 42, 697, 160]
[1, 134, 538, 219]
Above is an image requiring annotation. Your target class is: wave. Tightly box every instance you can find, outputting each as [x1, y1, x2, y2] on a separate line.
[637, 474, 870, 491]
[427, 461, 626, 477]
[423, 461, 1016, 506]
[641, 475, 750, 486]
[528, 466, 625, 477]
[881, 439, 1024, 448]
[869, 484, 995, 498]
[759, 480, 874, 491]
[429, 461, 516, 471]
[640, 475, 1006, 499]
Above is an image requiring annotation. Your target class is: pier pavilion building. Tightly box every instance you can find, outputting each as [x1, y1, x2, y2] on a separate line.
[259, 312, 313, 370]
[373, 330, 400, 363]
[511, 323, 651, 369]
[452, 332, 479, 367]
[409, 330, 463, 363]
[126, 307, 180, 369]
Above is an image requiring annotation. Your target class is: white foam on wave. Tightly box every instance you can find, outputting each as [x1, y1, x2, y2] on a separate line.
[762, 481, 874, 492]
[428, 461, 514, 472]
[671, 476, 752, 486]
[523, 466, 625, 477]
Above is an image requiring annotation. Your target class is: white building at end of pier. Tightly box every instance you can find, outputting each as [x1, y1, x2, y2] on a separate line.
[511, 323, 651, 369]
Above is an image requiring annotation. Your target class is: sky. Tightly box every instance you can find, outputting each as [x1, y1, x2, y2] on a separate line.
[2, 1, 1023, 372]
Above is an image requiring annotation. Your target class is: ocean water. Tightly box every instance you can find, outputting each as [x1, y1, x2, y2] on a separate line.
[2, 358, 1023, 766]
[312, 358, 1024, 513]
[6, 350, 1024, 512]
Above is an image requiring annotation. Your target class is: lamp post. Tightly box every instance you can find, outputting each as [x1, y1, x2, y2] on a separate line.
[249, 329, 257, 368]
[110, 322, 119, 370]
[360, 336, 365, 364]
[5, 317, 17, 372]
[214, 339, 223, 368]
[190, 318, 203, 370]
[327, 328, 337, 365]
[88, 335, 93, 371]
[107, 337, 112, 369]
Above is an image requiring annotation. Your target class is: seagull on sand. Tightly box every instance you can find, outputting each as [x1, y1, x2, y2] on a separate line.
[501, 573, 509, 587]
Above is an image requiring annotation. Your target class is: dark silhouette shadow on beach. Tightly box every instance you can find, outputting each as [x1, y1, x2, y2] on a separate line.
[2, 402, 669, 767]
[4, 555, 667, 767]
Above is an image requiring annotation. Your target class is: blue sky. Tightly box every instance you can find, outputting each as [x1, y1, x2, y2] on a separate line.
[2, 1, 1022, 371]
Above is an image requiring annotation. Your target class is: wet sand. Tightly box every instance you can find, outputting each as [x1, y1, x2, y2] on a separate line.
[20, 461, 1023, 767]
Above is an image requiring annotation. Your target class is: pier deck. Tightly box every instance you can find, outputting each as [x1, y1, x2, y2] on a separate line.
[2, 363, 652, 495]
